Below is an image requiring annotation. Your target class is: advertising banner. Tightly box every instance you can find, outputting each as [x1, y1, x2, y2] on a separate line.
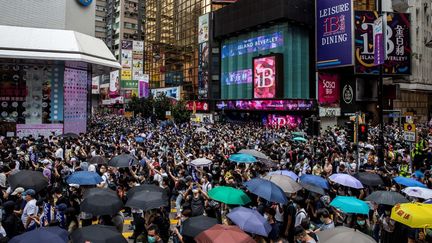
[373, 15, 385, 65]
[121, 80, 138, 89]
[64, 68, 88, 134]
[138, 75, 149, 98]
[216, 99, 315, 111]
[222, 32, 284, 58]
[316, 0, 353, 69]
[121, 40, 133, 50]
[223, 69, 252, 85]
[253, 55, 282, 99]
[355, 11, 411, 75]
[121, 50, 132, 70]
[186, 101, 209, 111]
[264, 114, 302, 129]
[109, 70, 120, 97]
[16, 124, 63, 138]
[318, 73, 340, 106]
[121, 70, 132, 80]
[151, 86, 181, 100]
[340, 78, 356, 115]
[198, 14, 209, 44]
[132, 41, 144, 80]
[198, 42, 209, 99]
[91, 76, 100, 94]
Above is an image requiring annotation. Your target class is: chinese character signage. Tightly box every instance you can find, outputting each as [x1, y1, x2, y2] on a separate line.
[253, 54, 283, 99]
[318, 73, 340, 106]
[109, 70, 120, 97]
[355, 11, 411, 75]
[132, 41, 144, 80]
[216, 99, 315, 111]
[373, 14, 386, 65]
[316, 0, 354, 69]
[138, 75, 149, 98]
[198, 14, 209, 44]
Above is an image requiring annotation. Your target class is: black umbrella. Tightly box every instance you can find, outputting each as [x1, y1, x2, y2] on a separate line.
[300, 182, 325, 195]
[70, 225, 127, 243]
[8, 170, 48, 192]
[353, 172, 384, 186]
[365, 191, 409, 206]
[125, 190, 167, 211]
[81, 188, 123, 216]
[57, 132, 79, 139]
[182, 215, 218, 237]
[127, 184, 168, 198]
[107, 154, 138, 168]
[89, 156, 107, 165]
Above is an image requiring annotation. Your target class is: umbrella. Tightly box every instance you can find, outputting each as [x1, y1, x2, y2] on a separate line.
[196, 127, 208, 133]
[293, 137, 308, 142]
[299, 182, 325, 195]
[127, 184, 168, 199]
[353, 172, 383, 186]
[243, 178, 288, 204]
[229, 153, 257, 163]
[208, 186, 251, 205]
[391, 203, 432, 228]
[300, 174, 329, 189]
[66, 171, 103, 185]
[70, 225, 127, 243]
[108, 154, 138, 168]
[393, 176, 426, 188]
[125, 190, 167, 211]
[191, 158, 213, 167]
[424, 199, 432, 204]
[291, 131, 306, 137]
[195, 225, 255, 243]
[7, 170, 48, 192]
[402, 187, 432, 199]
[81, 188, 123, 216]
[329, 173, 364, 189]
[134, 137, 144, 143]
[268, 170, 299, 181]
[238, 149, 269, 160]
[182, 215, 218, 237]
[227, 206, 272, 236]
[316, 226, 376, 243]
[89, 156, 107, 165]
[57, 132, 79, 139]
[330, 196, 370, 215]
[365, 191, 409, 206]
[263, 174, 302, 193]
[9, 226, 68, 243]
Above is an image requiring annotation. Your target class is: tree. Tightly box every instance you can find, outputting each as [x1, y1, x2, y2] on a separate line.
[126, 95, 154, 118]
[153, 93, 172, 120]
[171, 100, 191, 124]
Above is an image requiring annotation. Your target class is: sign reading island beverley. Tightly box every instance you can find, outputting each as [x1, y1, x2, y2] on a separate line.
[316, 0, 354, 69]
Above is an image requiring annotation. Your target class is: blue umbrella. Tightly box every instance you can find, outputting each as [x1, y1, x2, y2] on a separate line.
[268, 170, 299, 181]
[330, 196, 370, 215]
[300, 174, 329, 189]
[425, 199, 432, 204]
[10, 226, 68, 243]
[243, 178, 288, 204]
[393, 176, 427, 188]
[135, 137, 144, 143]
[227, 206, 272, 237]
[229, 153, 257, 163]
[66, 171, 103, 186]
[414, 170, 424, 179]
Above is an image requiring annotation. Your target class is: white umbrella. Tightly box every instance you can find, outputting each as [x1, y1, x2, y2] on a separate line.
[402, 187, 432, 199]
[196, 127, 208, 133]
[190, 158, 212, 167]
[329, 173, 364, 189]
[263, 174, 302, 194]
[238, 149, 269, 160]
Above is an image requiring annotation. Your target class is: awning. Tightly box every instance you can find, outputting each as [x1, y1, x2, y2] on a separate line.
[0, 25, 121, 69]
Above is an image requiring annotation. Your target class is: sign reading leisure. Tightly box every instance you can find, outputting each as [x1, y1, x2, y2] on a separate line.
[316, 0, 354, 69]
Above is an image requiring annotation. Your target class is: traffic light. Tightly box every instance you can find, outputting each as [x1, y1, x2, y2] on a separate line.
[345, 121, 355, 142]
[358, 124, 368, 142]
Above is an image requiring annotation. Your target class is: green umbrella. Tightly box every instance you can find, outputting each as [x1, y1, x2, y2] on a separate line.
[291, 131, 305, 137]
[293, 137, 308, 142]
[208, 186, 251, 205]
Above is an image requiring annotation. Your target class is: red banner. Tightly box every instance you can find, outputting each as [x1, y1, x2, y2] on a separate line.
[318, 73, 340, 106]
[186, 101, 209, 111]
[253, 56, 277, 98]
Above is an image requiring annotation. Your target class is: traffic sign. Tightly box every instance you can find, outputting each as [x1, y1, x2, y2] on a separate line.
[403, 131, 416, 142]
[404, 123, 415, 132]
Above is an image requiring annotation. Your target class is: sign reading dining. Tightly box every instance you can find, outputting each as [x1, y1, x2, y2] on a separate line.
[316, 0, 353, 69]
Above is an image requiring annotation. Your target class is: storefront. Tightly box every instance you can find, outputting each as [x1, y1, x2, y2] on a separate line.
[0, 25, 121, 137]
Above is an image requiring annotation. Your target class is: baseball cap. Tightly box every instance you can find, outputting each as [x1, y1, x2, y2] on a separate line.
[23, 189, 36, 197]
[11, 187, 25, 196]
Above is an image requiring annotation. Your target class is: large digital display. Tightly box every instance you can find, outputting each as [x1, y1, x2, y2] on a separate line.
[221, 23, 310, 100]
[216, 99, 315, 111]
[253, 54, 283, 99]
[263, 114, 302, 129]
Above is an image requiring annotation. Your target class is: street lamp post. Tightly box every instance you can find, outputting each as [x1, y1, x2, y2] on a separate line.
[377, 0, 385, 164]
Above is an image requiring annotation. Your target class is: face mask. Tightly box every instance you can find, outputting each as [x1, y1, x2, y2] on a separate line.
[147, 236, 156, 243]
[22, 195, 26, 200]
[264, 214, 269, 220]
[357, 220, 366, 226]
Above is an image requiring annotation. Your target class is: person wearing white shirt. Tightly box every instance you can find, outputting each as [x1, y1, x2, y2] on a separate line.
[21, 189, 39, 231]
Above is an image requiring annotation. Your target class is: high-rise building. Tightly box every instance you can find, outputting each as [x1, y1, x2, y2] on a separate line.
[95, 0, 108, 41]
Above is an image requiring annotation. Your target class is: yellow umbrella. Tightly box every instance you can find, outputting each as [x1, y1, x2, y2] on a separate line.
[391, 203, 432, 228]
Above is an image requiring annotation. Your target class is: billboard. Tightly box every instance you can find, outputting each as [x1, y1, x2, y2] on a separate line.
[186, 101, 209, 111]
[198, 14, 209, 44]
[121, 40, 132, 50]
[264, 114, 302, 129]
[354, 11, 411, 75]
[91, 76, 100, 94]
[198, 42, 209, 99]
[316, 0, 354, 69]
[132, 41, 144, 80]
[151, 86, 181, 100]
[253, 54, 283, 99]
[121, 70, 132, 80]
[138, 75, 149, 98]
[340, 78, 356, 115]
[222, 32, 284, 59]
[109, 70, 120, 97]
[318, 73, 340, 106]
[64, 68, 88, 134]
[216, 99, 315, 111]
[16, 124, 63, 138]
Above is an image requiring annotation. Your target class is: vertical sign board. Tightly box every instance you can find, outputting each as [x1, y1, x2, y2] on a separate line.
[109, 70, 120, 97]
[340, 78, 356, 116]
[316, 0, 354, 69]
[373, 15, 385, 65]
[318, 73, 340, 106]
[198, 13, 210, 99]
[253, 54, 283, 99]
[132, 41, 144, 80]
[138, 74, 150, 98]
[355, 11, 411, 75]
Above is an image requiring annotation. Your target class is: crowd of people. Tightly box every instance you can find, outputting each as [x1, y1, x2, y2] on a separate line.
[0, 113, 431, 243]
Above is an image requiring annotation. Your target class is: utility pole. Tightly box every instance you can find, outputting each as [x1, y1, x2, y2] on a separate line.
[377, 0, 385, 164]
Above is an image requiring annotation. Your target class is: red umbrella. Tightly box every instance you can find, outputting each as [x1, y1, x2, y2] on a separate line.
[194, 225, 255, 243]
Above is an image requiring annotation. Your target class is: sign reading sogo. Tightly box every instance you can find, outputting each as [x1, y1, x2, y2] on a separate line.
[319, 107, 341, 117]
